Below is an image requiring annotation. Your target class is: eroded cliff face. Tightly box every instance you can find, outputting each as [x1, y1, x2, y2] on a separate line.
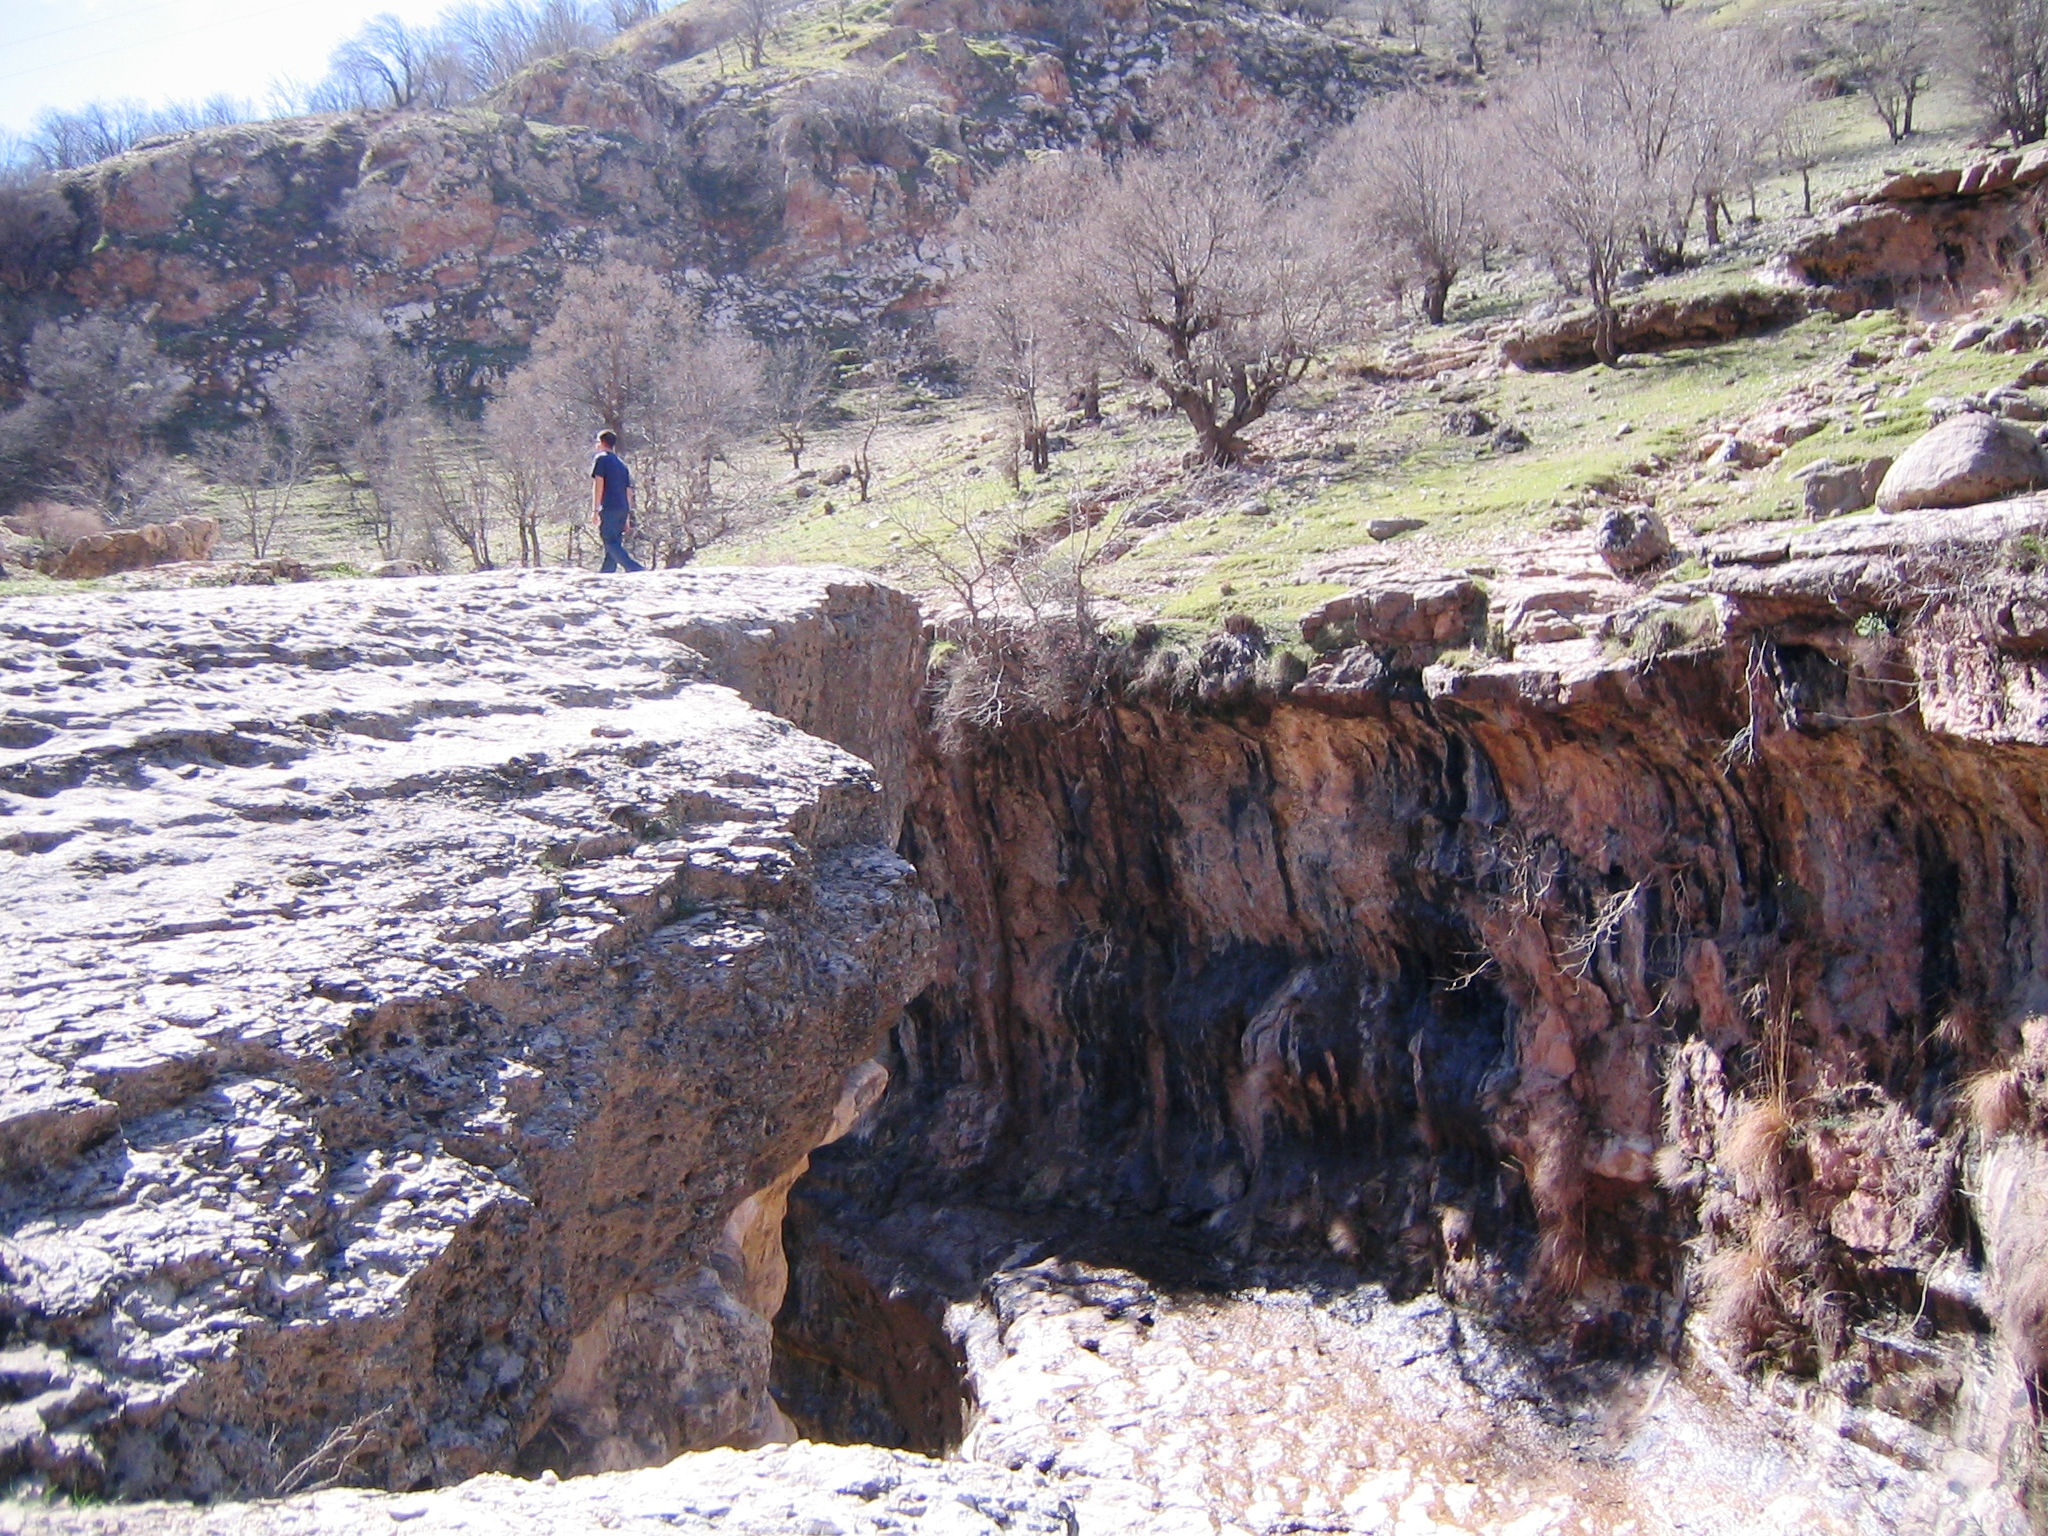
[784, 499, 2048, 1529]
[33, 0, 1393, 409]
[0, 567, 934, 1499]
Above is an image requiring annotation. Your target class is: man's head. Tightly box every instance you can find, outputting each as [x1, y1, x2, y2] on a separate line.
[597, 430, 618, 451]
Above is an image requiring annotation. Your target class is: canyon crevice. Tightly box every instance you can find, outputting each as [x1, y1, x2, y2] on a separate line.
[8, 517, 2048, 1530]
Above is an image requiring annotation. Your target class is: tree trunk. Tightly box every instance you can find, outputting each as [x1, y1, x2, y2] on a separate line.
[1801, 168, 1812, 216]
[1704, 197, 1721, 248]
[1591, 293, 1619, 369]
[1423, 270, 1452, 325]
[1026, 426, 1050, 475]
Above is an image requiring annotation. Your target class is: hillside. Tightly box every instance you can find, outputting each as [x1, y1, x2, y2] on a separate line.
[14, 0, 1401, 419]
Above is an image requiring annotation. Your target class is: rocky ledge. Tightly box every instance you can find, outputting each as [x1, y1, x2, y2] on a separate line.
[0, 568, 934, 1500]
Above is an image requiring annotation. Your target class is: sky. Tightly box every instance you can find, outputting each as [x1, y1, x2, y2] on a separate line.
[0, 0, 458, 139]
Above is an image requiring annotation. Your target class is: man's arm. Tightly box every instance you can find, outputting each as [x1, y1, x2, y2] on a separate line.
[592, 467, 604, 519]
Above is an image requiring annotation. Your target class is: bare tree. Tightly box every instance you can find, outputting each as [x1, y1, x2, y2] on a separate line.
[484, 387, 576, 564]
[1776, 98, 1830, 217]
[732, 0, 795, 69]
[1328, 92, 1491, 325]
[942, 156, 1101, 474]
[0, 316, 188, 518]
[763, 339, 833, 471]
[1056, 116, 1364, 466]
[409, 438, 499, 570]
[1506, 50, 1653, 366]
[1839, 5, 1935, 143]
[1400, 0, 1434, 51]
[1959, 0, 2048, 144]
[1502, 0, 1567, 62]
[330, 13, 459, 109]
[1447, 0, 1493, 71]
[502, 259, 762, 564]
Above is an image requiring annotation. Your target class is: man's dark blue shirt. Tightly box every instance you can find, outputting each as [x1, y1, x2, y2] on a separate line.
[592, 451, 632, 513]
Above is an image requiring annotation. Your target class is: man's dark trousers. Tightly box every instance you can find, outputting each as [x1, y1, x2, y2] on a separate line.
[599, 510, 645, 573]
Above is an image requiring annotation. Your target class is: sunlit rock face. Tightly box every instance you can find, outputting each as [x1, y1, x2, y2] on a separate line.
[0, 567, 934, 1499]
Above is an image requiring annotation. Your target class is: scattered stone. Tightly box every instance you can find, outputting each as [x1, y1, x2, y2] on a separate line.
[1595, 506, 1673, 576]
[1992, 388, 2048, 422]
[371, 559, 425, 578]
[1951, 322, 1996, 352]
[1804, 458, 1893, 519]
[819, 464, 851, 486]
[1901, 335, 1931, 357]
[1877, 413, 2048, 512]
[38, 516, 218, 580]
[1984, 315, 2048, 353]
[1367, 517, 1426, 541]
[2019, 359, 2048, 389]
[1445, 407, 1495, 437]
[1927, 395, 1989, 424]
[1615, 421, 1635, 437]
[1491, 423, 1533, 452]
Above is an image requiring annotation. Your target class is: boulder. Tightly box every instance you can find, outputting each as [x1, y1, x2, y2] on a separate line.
[1595, 506, 1673, 576]
[1300, 576, 1486, 653]
[39, 516, 217, 579]
[1804, 458, 1893, 519]
[1876, 414, 2048, 512]
[1367, 517, 1426, 541]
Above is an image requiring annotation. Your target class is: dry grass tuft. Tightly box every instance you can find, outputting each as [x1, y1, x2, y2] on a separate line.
[1653, 1142, 1699, 1192]
[1723, 1097, 1795, 1199]
[1965, 1066, 2030, 1139]
[1697, 1241, 1780, 1357]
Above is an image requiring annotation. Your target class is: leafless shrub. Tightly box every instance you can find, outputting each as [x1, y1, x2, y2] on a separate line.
[1325, 92, 1493, 325]
[894, 492, 1105, 752]
[763, 338, 832, 472]
[272, 1406, 395, 1497]
[194, 424, 313, 560]
[0, 315, 188, 520]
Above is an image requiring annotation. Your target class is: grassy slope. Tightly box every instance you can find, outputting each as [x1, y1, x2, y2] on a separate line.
[705, 74, 2036, 640]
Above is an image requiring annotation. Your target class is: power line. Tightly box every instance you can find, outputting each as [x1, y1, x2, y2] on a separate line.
[3, 0, 190, 53]
[0, 0, 353, 89]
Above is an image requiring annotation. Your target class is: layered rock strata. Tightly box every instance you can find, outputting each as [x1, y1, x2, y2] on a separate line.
[0, 567, 934, 1499]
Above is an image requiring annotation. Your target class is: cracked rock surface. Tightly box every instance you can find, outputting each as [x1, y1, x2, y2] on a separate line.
[0, 567, 935, 1500]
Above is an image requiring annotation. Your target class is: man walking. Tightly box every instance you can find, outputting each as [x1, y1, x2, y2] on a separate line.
[590, 430, 645, 573]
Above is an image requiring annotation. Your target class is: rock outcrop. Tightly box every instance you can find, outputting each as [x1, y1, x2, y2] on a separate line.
[1773, 151, 2048, 313]
[1500, 288, 1811, 370]
[0, 567, 934, 1499]
[36, 516, 218, 579]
